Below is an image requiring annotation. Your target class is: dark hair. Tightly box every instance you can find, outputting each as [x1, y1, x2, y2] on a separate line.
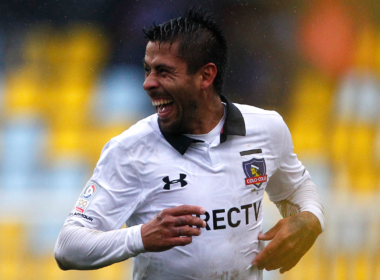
[143, 8, 229, 95]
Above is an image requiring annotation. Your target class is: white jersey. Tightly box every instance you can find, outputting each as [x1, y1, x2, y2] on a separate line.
[64, 96, 310, 280]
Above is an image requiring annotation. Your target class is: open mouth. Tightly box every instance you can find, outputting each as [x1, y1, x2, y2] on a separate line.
[152, 99, 175, 119]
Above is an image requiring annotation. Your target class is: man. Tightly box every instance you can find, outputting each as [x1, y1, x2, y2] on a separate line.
[55, 9, 324, 279]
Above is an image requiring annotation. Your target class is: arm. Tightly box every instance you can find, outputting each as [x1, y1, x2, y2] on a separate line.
[55, 206, 206, 270]
[254, 117, 324, 273]
[252, 179, 324, 273]
[54, 223, 144, 270]
[53, 139, 143, 270]
[54, 139, 206, 270]
[274, 179, 324, 231]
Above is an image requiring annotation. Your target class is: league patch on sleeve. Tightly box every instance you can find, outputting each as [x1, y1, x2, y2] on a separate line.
[72, 181, 100, 214]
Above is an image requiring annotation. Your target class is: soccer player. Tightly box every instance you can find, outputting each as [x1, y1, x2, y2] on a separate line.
[55, 8, 324, 279]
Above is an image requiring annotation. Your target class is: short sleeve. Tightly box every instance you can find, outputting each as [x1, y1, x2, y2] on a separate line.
[265, 119, 310, 202]
[65, 139, 143, 231]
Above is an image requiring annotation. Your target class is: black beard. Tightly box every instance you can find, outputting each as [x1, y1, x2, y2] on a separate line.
[158, 117, 183, 134]
[158, 100, 198, 134]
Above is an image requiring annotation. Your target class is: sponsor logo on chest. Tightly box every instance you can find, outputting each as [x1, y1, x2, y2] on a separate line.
[198, 201, 262, 231]
[162, 173, 188, 190]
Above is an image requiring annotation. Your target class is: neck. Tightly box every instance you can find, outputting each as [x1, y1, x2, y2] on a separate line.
[189, 93, 224, 135]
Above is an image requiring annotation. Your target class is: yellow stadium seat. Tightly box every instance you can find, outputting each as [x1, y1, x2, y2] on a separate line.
[81, 125, 133, 165]
[0, 223, 25, 261]
[288, 69, 334, 156]
[375, 30, 380, 75]
[41, 25, 108, 132]
[3, 67, 40, 116]
[344, 123, 377, 193]
[283, 247, 320, 280]
[354, 23, 376, 71]
[349, 123, 376, 166]
[330, 254, 349, 280]
[49, 87, 90, 131]
[58, 25, 108, 92]
[353, 253, 371, 280]
[65, 24, 108, 65]
[330, 121, 351, 165]
[49, 129, 83, 158]
[374, 255, 380, 280]
[0, 223, 25, 280]
[0, 260, 20, 280]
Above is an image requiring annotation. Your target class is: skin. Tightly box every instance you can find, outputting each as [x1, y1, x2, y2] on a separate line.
[141, 205, 207, 252]
[252, 211, 322, 273]
[143, 41, 224, 134]
[141, 40, 322, 270]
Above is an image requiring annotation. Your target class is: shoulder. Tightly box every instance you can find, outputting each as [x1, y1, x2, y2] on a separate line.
[233, 103, 289, 146]
[107, 114, 161, 152]
[234, 103, 291, 157]
[234, 103, 285, 127]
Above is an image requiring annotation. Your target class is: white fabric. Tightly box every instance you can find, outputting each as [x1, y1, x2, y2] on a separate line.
[54, 224, 144, 270]
[264, 118, 311, 202]
[55, 102, 317, 280]
[274, 179, 325, 231]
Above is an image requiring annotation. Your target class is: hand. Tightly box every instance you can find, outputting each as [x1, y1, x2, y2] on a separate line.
[141, 205, 207, 252]
[252, 211, 322, 273]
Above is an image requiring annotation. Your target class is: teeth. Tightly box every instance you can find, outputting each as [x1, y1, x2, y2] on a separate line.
[152, 99, 173, 106]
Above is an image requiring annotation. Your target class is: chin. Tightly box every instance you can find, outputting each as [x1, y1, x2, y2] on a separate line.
[158, 118, 183, 134]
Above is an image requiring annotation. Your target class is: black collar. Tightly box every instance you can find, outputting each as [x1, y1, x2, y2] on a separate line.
[159, 95, 246, 155]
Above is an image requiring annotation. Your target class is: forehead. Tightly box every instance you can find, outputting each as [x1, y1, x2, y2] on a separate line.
[144, 41, 184, 65]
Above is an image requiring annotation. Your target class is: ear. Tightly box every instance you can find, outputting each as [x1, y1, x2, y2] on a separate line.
[199, 63, 217, 91]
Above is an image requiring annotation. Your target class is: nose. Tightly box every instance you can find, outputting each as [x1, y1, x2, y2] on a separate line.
[143, 72, 160, 91]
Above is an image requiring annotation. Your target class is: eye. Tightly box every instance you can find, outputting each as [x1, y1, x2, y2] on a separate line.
[144, 66, 151, 76]
[158, 68, 168, 74]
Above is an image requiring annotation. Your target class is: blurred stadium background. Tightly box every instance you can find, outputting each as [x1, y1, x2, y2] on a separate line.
[1, 0, 380, 279]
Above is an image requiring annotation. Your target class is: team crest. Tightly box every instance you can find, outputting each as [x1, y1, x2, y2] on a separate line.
[242, 158, 267, 188]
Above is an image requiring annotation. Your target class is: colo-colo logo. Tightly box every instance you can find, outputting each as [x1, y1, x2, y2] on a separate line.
[245, 175, 267, 185]
[196, 201, 261, 230]
[242, 158, 267, 188]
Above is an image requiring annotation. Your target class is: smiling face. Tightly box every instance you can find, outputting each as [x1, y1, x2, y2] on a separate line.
[143, 41, 202, 134]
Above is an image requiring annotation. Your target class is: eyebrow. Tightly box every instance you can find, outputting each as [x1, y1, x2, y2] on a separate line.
[142, 60, 175, 71]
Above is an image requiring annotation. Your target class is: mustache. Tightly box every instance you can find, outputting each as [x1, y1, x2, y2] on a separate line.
[147, 89, 172, 99]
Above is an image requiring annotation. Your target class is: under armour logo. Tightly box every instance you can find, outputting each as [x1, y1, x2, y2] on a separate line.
[163, 174, 187, 190]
